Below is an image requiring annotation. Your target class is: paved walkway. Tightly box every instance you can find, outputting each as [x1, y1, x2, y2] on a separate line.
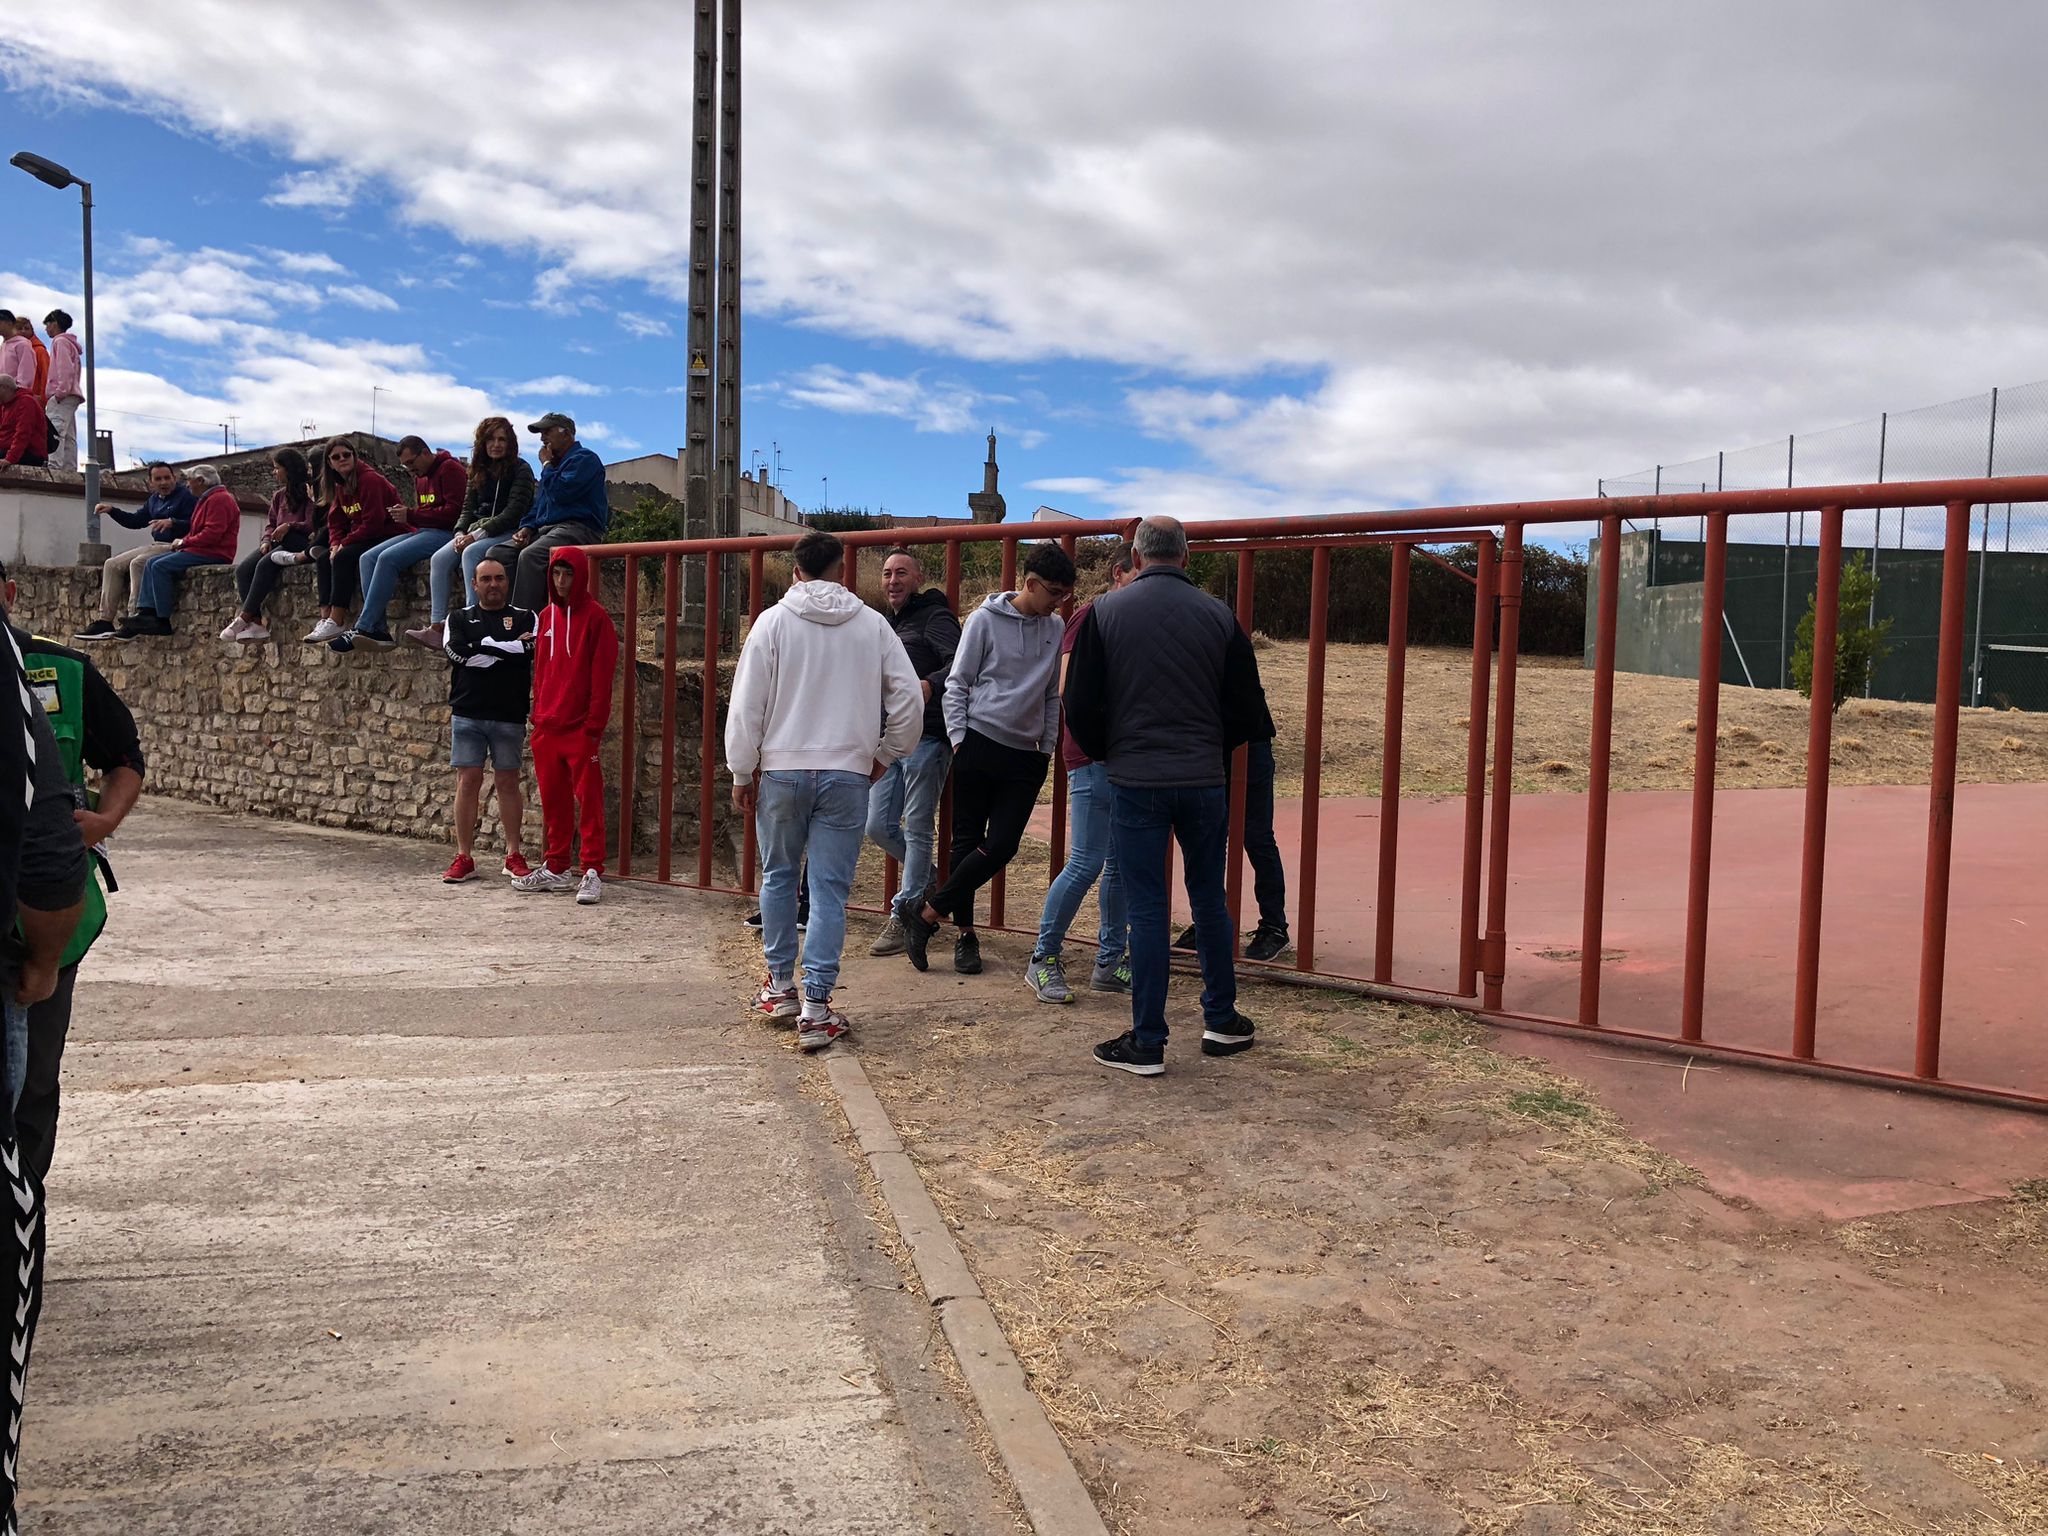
[27, 807, 1009, 1533]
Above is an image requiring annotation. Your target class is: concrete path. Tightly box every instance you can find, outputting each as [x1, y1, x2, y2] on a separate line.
[25, 806, 1011, 1533]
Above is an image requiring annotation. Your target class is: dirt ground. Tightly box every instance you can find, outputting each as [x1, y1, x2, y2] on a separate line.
[1254, 644, 2048, 798]
[786, 934, 2048, 1536]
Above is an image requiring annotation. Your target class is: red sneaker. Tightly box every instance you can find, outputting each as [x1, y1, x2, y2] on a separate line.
[442, 854, 479, 884]
[502, 852, 533, 880]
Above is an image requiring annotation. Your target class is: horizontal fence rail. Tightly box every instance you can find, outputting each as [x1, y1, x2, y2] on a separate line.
[588, 474, 2048, 1116]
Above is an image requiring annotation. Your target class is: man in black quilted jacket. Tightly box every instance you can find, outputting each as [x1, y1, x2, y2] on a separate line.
[1063, 515, 1268, 1076]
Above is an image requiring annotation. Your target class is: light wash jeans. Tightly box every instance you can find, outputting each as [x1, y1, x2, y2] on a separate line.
[756, 770, 869, 1003]
[355, 526, 454, 633]
[865, 735, 952, 919]
[431, 535, 509, 625]
[1033, 762, 1127, 969]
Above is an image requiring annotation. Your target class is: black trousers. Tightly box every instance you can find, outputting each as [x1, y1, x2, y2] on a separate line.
[16, 963, 76, 1184]
[314, 535, 390, 610]
[234, 530, 310, 620]
[927, 730, 1047, 929]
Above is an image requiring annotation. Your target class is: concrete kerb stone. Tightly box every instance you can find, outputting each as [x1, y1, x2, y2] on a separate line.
[822, 1053, 1111, 1536]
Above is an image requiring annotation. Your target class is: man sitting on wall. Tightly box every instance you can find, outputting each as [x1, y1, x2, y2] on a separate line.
[116, 465, 240, 638]
[75, 462, 195, 643]
[492, 413, 609, 612]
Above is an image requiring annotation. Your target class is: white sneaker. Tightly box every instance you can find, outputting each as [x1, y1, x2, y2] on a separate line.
[797, 1007, 851, 1053]
[303, 617, 343, 643]
[576, 868, 603, 905]
[238, 621, 269, 642]
[220, 617, 250, 641]
[512, 866, 576, 894]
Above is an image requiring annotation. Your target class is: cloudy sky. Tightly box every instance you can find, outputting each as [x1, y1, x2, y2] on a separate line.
[2, 2, 2044, 523]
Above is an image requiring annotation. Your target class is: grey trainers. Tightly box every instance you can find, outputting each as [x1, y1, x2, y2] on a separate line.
[1026, 954, 1073, 1005]
[1089, 955, 1133, 994]
[870, 915, 907, 957]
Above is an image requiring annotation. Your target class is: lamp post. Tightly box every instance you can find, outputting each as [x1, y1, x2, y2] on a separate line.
[9, 150, 102, 558]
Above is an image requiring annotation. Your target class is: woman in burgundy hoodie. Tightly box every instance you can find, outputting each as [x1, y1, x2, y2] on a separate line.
[302, 438, 400, 644]
[511, 544, 619, 904]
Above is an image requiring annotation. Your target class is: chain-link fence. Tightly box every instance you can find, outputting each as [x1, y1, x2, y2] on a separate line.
[1598, 382, 2048, 709]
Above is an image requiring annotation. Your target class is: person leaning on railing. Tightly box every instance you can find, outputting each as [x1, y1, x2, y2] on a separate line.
[408, 416, 535, 652]
[223, 447, 317, 644]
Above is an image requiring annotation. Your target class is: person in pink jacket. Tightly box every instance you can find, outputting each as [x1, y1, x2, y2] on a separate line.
[120, 465, 239, 637]
[41, 311, 83, 471]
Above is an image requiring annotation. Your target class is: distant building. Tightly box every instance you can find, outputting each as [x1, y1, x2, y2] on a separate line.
[601, 452, 803, 538]
[173, 432, 414, 502]
[967, 430, 1006, 523]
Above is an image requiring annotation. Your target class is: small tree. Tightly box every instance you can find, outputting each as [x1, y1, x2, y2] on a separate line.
[1792, 553, 1892, 711]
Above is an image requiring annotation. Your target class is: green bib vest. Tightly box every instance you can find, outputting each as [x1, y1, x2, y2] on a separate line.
[21, 642, 108, 969]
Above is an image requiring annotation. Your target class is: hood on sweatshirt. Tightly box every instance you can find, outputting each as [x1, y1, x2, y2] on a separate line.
[548, 543, 594, 607]
[780, 578, 868, 626]
[531, 542, 619, 737]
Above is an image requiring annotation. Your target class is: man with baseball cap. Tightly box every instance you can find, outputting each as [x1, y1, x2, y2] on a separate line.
[491, 411, 610, 611]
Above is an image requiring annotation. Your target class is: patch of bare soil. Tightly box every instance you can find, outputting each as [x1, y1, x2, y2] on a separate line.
[807, 946, 2048, 1535]
[1254, 643, 2048, 798]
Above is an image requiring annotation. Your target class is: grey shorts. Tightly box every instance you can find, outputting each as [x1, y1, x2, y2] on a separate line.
[451, 716, 526, 771]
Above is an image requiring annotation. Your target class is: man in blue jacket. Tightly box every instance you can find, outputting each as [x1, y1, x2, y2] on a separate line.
[74, 462, 196, 641]
[493, 412, 610, 610]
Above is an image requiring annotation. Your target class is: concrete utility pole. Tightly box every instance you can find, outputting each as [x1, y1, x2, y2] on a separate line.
[713, 0, 742, 640]
[683, 0, 719, 637]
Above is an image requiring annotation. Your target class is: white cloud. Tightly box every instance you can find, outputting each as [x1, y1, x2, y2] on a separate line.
[325, 283, 399, 312]
[260, 249, 348, 276]
[1026, 476, 1111, 495]
[616, 312, 673, 339]
[506, 375, 609, 398]
[780, 365, 979, 434]
[263, 167, 359, 211]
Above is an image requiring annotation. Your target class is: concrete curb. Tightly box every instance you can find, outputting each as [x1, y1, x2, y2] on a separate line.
[823, 1054, 1111, 1536]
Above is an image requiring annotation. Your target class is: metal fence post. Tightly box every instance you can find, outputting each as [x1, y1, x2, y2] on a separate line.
[1779, 436, 1794, 687]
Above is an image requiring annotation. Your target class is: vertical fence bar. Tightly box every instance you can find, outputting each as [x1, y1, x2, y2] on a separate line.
[658, 552, 680, 883]
[1791, 505, 1844, 1058]
[696, 549, 722, 888]
[1915, 500, 1971, 1080]
[1480, 524, 1525, 1011]
[743, 549, 763, 893]
[1679, 514, 1729, 1040]
[1296, 546, 1331, 973]
[1579, 514, 1622, 1027]
[1224, 549, 1255, 948]
[990, 537, 1018, 926]
[618, 554, 639, 879]
[1373, 543, 1409, 983]
[1048, 534, 1078, 884]
[1456, 539, 1495, 995]
[843, 542, 860, 596]
[937, 541, 961, 883]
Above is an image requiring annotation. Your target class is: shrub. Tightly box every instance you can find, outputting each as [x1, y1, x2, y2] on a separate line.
[1792, 553, 1892, 712]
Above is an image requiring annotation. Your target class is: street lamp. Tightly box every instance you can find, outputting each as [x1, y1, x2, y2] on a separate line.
[9, 150, 102, 554]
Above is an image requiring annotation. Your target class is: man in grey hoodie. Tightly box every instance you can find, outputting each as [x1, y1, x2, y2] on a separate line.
[900, 542, 1077, 975]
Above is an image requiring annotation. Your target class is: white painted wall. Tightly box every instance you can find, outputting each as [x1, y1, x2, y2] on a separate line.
[0, 483, 264, 568]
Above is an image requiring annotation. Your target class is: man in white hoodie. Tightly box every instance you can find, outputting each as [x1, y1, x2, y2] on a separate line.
[726, 530, 923, 1051]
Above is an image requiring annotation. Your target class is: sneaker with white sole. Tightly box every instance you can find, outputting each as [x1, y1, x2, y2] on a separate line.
[576, 868, 603, 905]
[512, 866, 577, 894]
[797, 1007, 850, 1053]
[503, 852, 533, 880]
[1026, 954, 1074, 1004]
[753, 980, 799, 1021]
[237, 620, 269, 642]
[220, 617, 250, 641]
[1094, 1031, 1165, 1076]
[869, 915, 907, 957]
[1201, 1012, 1256, 1057]
[1089, 955, 1133, 994]
[303, 617, 343, 644]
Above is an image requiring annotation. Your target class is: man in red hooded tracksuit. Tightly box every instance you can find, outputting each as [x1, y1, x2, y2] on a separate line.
[512, 545, 619, 905]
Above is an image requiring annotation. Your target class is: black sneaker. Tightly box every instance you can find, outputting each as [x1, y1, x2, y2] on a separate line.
[1244, 924, 1291, 963]
[354, 626, 397, 651]
[901, 896, 939, 973]
[954, 929, 983, 975]
[1172, 924, 1199, 952]
[1201, 1012, 1256, 1057]
[72, 619, 115, 642]
[115, 614, 171, 639]
[1094, 1031, 1165, 1077]
[743, 908, 763, 930]
[797, 896, 810, 932]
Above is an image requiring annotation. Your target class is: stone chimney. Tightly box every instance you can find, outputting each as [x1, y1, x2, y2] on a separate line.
[967, 428, 1007, 524]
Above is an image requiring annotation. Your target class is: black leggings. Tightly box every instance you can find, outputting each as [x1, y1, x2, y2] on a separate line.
[926, 730, 1048, 929]
[234, 530, 311, 619]
[314, 536, 388, 610]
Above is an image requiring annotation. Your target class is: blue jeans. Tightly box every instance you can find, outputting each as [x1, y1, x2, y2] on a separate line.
[1034, 762, 1127, 969]
[756, 770, 869, 1003]
[432, 536, 506, 624]
[1114, 782, 1236, 1050]
[866, 736, 953, 918]
[355, 527, 454, 633]
[1245, 738, 1287, 931]
[139, 551, 226, 617]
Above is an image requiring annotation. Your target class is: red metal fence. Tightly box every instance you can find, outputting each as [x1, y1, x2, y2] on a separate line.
[590, 474, 2048, 1115]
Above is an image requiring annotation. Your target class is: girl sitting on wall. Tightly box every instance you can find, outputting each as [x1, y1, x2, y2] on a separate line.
[302, 438, 400, 645]
[406, 417, 536, 650]
[223, 448, 316, 643]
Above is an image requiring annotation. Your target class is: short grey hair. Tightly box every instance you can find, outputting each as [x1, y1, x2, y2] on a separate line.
[1132, 515, 1188, 566]
[186, 463, 223, 488]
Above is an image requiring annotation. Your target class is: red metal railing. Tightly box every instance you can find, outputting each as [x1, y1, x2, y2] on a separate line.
[588, 474, 2048, 1115]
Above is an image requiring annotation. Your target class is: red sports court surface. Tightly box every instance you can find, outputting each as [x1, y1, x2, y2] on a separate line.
[1053, 782, 2048, 1217]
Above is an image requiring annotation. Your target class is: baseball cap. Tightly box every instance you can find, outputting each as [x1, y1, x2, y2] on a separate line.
[528, 412, 576, 435]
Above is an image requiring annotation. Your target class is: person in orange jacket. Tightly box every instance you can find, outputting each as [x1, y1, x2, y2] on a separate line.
[512, 544, 618, 905]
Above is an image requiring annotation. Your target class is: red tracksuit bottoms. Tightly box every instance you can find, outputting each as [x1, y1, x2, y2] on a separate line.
[532, 730, 607, 875]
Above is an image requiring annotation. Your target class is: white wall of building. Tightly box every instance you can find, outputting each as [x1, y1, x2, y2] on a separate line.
[0, 483, 265, 569]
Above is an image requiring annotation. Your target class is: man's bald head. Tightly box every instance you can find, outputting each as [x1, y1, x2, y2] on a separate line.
[1132, 515, 1189, 569]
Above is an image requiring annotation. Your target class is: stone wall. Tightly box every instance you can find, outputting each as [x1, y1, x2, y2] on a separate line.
[9, 560, 734, 873]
